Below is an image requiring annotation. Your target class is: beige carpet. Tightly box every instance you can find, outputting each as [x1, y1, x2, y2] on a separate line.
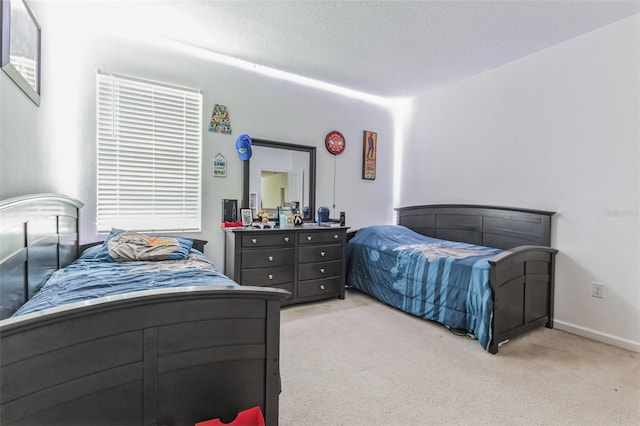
[279, 289, 640, 426]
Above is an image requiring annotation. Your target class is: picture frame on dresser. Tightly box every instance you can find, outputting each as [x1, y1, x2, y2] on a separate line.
[241, 208, 253, 226]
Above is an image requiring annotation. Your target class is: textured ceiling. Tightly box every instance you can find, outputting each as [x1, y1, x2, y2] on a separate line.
[75, 0, 640, 97]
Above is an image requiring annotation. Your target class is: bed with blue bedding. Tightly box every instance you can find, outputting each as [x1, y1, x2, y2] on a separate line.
[348, 225, 500, 349]
[347, 205, 558, 354]
[13, 241, 237, 317]
[0, 194, 289, 425]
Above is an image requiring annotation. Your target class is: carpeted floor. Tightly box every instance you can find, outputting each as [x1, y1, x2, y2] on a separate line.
[279, 289, 640, 426]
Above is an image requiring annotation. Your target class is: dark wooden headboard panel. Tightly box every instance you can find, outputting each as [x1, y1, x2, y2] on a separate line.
[395, 204, 555, 249]
[0, 194, 83, 319]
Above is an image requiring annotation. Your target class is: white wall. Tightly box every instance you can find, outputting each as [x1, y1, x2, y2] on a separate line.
[0, 2, 395, 268]
[401, 15, 640, 350]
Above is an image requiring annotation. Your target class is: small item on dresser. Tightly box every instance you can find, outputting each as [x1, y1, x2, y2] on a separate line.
[317, 206, 330, 224]
[221, 221, 243, 228]
[240, 208, 253, 227]
[320, 222, 342, 227]
[279, 207, 294, 228]
[340, 211, 346, 226]
[252, 221, 275, 229]
[222, 199, 238, 222]
[257, 209, 270, 223]
[293, 213, 303, 226]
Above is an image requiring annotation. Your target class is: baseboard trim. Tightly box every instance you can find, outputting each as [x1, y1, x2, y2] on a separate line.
[554, 320, 640, 353]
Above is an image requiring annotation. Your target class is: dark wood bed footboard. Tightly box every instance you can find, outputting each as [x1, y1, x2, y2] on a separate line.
[487, 245, 558, 354]
[0, 194, 290, 425]
[0, 285, 289, 426]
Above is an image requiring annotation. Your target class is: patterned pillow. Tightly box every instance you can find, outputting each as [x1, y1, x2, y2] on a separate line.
[79, 228, 127, 262]
[107, 232, 193, 262]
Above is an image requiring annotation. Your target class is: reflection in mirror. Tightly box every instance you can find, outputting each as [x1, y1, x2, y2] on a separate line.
[243, 139, 316, 221]
[261, 171, 289, 209]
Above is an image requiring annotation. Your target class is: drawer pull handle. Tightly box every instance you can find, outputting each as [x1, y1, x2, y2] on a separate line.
[268, 256, 273, 261]
[268, 274, 273, 280]
[320, 284, 325, 290]
[252, 238, 257, 244]
[320, 251, 326, 257]
[333, 234, 339, 239]
[284, 237, 290, 242]
[320, 268, 325, 274]
[307, 236, 312, 241]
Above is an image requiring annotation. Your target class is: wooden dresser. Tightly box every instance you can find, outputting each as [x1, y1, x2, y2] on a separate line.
[224, 226, 349, 305]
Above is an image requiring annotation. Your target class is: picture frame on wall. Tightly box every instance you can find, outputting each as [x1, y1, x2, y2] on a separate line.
[1, 0, 41, 106]
[241, 208, 253, 226]
[212, 153, 227, 177]
[362, 130, 377, 180]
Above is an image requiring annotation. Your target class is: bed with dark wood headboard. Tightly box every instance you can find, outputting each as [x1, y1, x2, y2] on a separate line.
[0, 194, 288, 425]
[348, 204, 557, 354]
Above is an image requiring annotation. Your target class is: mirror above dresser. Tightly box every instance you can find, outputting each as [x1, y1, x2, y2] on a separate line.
[243, 139, 317, 221]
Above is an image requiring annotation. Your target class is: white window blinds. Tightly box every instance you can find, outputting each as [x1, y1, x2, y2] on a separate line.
[96, 72, 202, 233]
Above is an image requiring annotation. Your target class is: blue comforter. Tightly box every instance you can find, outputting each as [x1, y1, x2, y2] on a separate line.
[13, 246, 238, 317]
[347, 225, 502, 350]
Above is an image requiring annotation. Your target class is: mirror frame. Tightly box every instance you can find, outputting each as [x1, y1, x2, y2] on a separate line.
[243, 138, 317, 221]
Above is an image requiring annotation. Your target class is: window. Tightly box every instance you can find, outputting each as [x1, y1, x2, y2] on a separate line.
[96, 71, 202, 233]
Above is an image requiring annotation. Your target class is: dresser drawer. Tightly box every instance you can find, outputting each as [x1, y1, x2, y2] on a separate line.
[298, 276, 342, 299]
[298, 244, 341, 263]
[242, 248, 294, 268]
[241, 233, 294, 248]
[298, 231, 343, 245]
[241, 265, 293, 285]
[298, 260, 342, 281]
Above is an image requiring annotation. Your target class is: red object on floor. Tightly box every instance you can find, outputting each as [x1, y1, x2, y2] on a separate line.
[195, 406, 265, 426]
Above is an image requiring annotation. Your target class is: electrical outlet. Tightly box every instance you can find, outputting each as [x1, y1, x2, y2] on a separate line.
[592, 282, 604, 299]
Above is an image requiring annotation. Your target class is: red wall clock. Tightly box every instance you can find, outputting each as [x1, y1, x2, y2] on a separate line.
[325, 131, 346, 155]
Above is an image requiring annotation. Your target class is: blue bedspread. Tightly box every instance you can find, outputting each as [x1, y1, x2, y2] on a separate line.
[346, 225, 502, 350]
[13, 246, 238, 317]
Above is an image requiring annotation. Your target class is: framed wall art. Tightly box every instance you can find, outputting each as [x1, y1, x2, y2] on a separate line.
[212, 153, 226, 177]
[1, 0, 41, 106]
[209, 104, 232, 134]
[325, 130, 345, 155]
[362, 130, 377, 180]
